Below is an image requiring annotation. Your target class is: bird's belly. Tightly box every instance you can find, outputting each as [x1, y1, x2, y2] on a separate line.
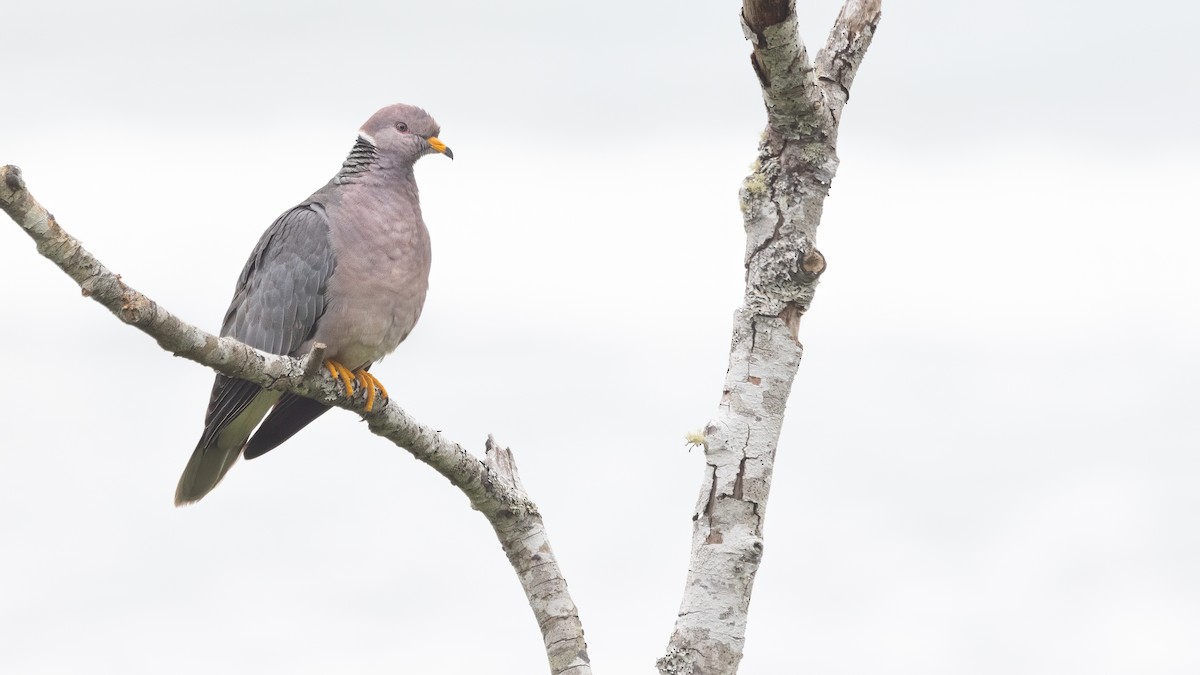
[310, 258, 428, 370]
[332, 306, 421, 368]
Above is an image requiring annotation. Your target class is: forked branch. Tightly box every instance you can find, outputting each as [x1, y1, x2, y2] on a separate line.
[658, 1, 881, 673]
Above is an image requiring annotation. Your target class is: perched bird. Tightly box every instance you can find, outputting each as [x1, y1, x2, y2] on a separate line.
[175, 103, 452, 506]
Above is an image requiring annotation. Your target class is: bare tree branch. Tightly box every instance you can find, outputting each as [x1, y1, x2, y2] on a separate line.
[816, 0, 884, 121]
[0, 164, 591, 675]
[659, 1, 882, 673]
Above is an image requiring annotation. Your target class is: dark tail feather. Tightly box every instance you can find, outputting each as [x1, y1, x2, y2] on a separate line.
[244, 394, 331, 459]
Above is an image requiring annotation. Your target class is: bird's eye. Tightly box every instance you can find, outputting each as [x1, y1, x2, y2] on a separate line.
[395, 122, 409, 132]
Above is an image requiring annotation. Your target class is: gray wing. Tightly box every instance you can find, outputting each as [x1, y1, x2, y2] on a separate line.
[198, 203, 336, 449]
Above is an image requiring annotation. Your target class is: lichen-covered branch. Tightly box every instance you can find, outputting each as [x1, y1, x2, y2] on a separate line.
[658, 1, 881, 673]
[0, 164, 590, 675]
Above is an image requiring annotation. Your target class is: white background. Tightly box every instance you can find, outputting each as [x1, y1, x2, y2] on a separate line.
[2, 1, 1197, 672]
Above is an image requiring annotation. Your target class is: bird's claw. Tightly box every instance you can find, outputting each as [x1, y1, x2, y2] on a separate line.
[354, 370, 389, 412]
[324, 360, 388, 412]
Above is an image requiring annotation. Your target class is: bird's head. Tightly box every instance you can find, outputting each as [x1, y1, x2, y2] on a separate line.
[358, 103, 453, 163]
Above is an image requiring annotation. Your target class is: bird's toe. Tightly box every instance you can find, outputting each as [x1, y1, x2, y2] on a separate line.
[324, 359, 356, 397]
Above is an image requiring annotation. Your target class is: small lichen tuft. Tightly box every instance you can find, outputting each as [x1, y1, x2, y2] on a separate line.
[742, 171, 768, 198]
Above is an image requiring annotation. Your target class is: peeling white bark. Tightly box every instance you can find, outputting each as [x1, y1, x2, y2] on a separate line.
[658, 1, 881, 673]
[0, 165, 590, 675]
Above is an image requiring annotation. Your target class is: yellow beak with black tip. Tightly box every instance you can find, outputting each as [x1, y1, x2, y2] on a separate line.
[427, 137, 454, 159]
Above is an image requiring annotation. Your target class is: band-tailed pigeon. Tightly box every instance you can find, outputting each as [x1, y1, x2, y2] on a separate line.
[175, 103, 452, 506]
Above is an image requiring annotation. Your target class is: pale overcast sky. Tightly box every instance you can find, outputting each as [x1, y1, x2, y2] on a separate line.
[2, 1, 1198, 673]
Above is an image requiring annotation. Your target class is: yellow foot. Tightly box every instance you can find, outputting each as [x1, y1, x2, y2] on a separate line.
[323, 360, 389, 412]
[324, 360, 356, 396]
[353, 369, 389, 412]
